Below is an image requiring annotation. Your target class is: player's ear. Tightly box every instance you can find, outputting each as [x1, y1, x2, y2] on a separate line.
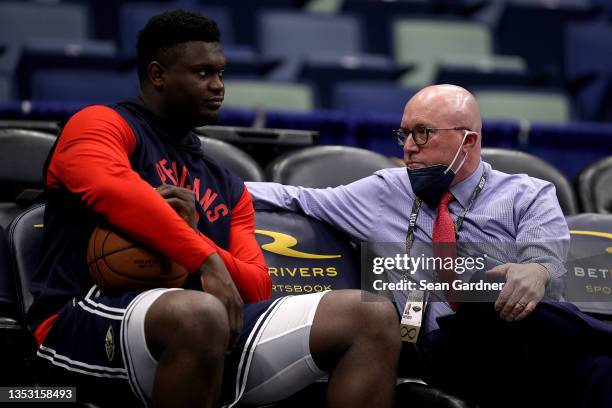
[148, 61, 165, 88]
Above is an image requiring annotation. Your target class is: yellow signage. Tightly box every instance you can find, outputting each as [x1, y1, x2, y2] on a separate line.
[255, 229, 341, 259]
[569, 229, 612, 254]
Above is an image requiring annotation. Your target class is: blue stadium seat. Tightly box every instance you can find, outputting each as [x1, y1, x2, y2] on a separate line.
[254, 210, 361, 299]
[257, 10, 391, 83]
[333, 81, 417, 116]
[494, 0, 597, 84]
[0, 44, 19, 101]
[300, 54, 398, 109]
[31, 69, 139, 103]
[0, 1, 117, 100]
[0, 2, 89, 45]
[527, 122, 612, 180]
[258, 10, 362, 58]
[119, 3, 239, 59]
[19, 39, 118, 100]
[565, 22, 612, 121]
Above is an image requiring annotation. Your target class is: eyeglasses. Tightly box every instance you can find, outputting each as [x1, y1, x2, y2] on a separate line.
[394, 125, 470, 146]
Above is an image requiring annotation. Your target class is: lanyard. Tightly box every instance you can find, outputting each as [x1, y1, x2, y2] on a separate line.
[405, 168, 488, 256]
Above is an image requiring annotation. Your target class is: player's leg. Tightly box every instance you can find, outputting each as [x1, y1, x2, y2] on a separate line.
[142, 289, 230, 407]
[240, 290, 400, 408]
[309, 290, 400, 408]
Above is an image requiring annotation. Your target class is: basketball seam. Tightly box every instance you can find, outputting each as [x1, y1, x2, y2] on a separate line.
[100, 255, 185, 282]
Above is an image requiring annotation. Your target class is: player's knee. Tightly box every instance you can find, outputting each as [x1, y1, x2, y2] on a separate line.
[358, 295, 399, 345]
[147, 290, 230, 358]
[174, 293, 230, 348]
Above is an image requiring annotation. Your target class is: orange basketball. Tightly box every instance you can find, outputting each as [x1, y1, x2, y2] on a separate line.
[87, 226, 188, 290]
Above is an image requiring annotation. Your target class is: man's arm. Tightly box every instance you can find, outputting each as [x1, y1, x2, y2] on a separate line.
[487, 180, 570, 321]
[246, 176, 390, 243]
[157, 185, 272, 303]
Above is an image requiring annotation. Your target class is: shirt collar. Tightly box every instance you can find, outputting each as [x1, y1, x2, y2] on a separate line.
[449, 160, 485, 209]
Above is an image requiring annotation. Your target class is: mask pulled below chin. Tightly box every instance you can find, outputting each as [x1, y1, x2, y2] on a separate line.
[406, 165, 455, 207]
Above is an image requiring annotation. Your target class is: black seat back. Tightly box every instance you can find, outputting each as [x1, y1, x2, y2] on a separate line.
[255, 210, 360, 299]
[199, 136, 265, 182]
[7, 204, 45, 316]
[0, 225, 17, 319]
[0, 129, 55, 228]
[578, 156, 612, 214]
[481, 148, 578, 215]
[266, 145, 397, 187]
[564, 213, 612, 317]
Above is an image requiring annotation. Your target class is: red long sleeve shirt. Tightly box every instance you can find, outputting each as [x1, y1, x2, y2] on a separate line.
[31, 102, 271, 344]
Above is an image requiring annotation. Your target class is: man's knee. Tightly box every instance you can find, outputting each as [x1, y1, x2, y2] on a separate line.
[145, 290, 230, 359]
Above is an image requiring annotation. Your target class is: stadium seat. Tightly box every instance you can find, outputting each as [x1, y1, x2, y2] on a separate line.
[18, 39, 118, 100]
[0, 129, 55, 228]
[474, 90, 571, 123]
[494, 1, 597, 84]
[565, 213, 612, 318]
[0, 2, 89, 45]
[7, 204, 45, 316]
[254, 210, 360, 299]
[31, 69, 138, 103]
[0, 44, 20, 101]
[392, 19, 494, 87]
[299, 53, 398, 109]
[196, 125, 319, 168]
[565, 22, 612, 121]
[0, 226, 17, 320]
[198, 136, 265, 181]
[434, 55, 528, 88]
[341, 0, 433, 56]
[578, 156, 612, 214]
[257, 10, 391, 83]
[481, 148, 578, 215]
[222, 80, 314, 112]
[333, 81, 417, 115]
[119, 3, 239, 59]
[2, 207, 42, 386]
[257, 11, 362, 59]
[266, 145, 397, 187]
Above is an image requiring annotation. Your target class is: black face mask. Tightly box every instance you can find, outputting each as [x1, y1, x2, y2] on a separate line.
[407, 165, 456, 207]
[407, 132, 468, 207]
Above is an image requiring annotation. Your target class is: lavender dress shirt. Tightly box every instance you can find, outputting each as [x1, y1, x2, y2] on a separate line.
[246, 160, 570, 333]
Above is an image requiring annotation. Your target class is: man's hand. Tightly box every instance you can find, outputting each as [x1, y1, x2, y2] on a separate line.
[199, 253, 244, 349]
[157, 184, 198, 231]
[485, 263, 550, 322]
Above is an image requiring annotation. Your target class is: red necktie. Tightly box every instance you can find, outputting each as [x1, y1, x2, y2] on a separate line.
[432, 192, 459, 311]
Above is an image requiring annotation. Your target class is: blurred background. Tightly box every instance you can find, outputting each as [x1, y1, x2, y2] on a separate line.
[0, 0, 611, 214]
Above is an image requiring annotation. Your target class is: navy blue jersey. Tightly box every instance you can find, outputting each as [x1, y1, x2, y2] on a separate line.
[28, 101, 265, 330]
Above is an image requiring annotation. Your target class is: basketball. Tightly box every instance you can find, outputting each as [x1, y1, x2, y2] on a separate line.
[87, 226, 188, 290]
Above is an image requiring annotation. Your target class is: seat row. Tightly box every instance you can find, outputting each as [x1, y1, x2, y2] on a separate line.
[1, 201, 610, 404]
[1, 126, 611, 229]
[2, 1, 612, 121]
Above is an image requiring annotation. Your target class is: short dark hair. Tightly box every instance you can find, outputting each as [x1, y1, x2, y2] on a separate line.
[136, 10, 220, 83]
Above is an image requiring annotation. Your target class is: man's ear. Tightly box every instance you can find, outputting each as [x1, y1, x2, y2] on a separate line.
[148, 61, 165, 88]
[464, 131, 479, 148]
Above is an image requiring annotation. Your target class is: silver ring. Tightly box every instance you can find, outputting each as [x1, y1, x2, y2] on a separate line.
[516, 301, 526, 308]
